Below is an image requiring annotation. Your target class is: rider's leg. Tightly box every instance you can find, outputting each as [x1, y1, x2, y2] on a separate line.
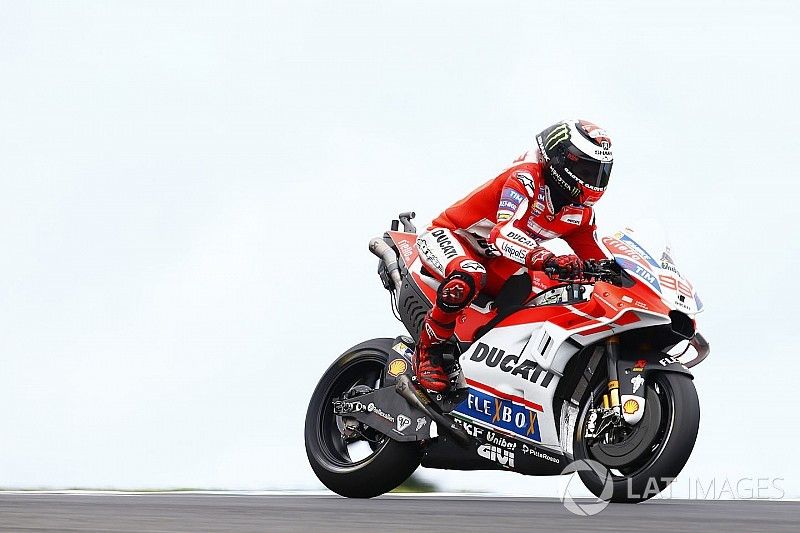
[415, 229, 487, 391]
[483, 255, 529, 294]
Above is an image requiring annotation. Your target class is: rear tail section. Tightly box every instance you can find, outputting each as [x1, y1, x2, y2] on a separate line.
[369, 212, 433, 342]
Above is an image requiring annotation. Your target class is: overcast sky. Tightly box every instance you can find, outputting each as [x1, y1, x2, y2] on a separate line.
[1, 1, 798, 497]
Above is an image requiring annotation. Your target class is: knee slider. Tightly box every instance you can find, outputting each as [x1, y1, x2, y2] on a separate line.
[437, 271, 479, 313]
[454, 259, 487, 287]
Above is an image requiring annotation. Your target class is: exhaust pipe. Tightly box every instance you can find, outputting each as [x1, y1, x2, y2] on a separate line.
[395, 375, 470, 447]
[369, 237, 403, 290]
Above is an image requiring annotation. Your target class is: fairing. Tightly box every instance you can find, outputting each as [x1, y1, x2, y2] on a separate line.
[601, 225, 704, 316]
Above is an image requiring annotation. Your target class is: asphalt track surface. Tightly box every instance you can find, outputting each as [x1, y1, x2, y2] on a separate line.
[0, 494, 798, 532]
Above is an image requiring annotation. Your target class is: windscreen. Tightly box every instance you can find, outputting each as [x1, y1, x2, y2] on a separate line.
[600, 223, 703, 314]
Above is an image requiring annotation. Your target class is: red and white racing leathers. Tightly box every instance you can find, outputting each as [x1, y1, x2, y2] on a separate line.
[419, 151, 608, 285]
[412, 151, 610, 391]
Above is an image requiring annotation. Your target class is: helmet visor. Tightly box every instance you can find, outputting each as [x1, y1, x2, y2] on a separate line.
[568, 148, 613, 189]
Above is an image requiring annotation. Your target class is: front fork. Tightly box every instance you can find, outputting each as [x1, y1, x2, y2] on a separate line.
[605, 336, 622, 413]
[585, 336, 626, 442]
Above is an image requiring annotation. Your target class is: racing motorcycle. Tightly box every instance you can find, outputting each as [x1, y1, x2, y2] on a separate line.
[305, 212, 709, 502]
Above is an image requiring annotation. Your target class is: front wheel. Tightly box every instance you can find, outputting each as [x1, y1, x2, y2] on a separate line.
[304, 338, 422, 498]
[574, 372, 700, 503]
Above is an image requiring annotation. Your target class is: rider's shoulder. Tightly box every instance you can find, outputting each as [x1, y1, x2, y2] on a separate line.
[503, 159, 542, 197]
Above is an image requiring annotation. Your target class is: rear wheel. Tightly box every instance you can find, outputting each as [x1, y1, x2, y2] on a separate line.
[304, 338, 422, 498]
[573, 372, 700, 503]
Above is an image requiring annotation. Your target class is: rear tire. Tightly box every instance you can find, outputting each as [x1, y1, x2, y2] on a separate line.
[304, 338, 422, 498]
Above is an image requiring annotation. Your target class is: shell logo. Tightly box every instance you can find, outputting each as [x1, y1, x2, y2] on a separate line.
[623, 399, 640, 415]
[388, 358, 408, 377]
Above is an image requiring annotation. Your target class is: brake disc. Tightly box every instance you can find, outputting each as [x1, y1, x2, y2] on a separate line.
[588, 385, 663, 468]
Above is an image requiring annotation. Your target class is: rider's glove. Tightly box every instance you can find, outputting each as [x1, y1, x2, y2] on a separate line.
[525, 247, 555, 270]
[543, 254, 583, 278]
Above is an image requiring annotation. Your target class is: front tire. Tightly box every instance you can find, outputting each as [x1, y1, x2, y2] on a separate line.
[304, 338, 422, 498]
[574, 372, 700, 503]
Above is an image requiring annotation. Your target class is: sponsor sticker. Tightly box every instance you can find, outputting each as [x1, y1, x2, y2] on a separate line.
[477, 444, 515, 468]
[632, 359, 647, 372]
[459, 260, 485, 273]
[396, 414, 411, 432]
[506, 230, 538, 248]
[367, 402, 394, 423]
[417, 239, 444, 272]
[388, 358, 408, 377]
[613, 256, 661, 293]
[392, 343, 409, 356]
[500, 241, 527, 262]
[454, 385, 542, 443]
[619, 234, 659, 268]
[388, 231, 419, 265]
[431, 229, 459, 260]
[521, 443, 560, 464]
[659, 356, 680, 366]
[501, 188, 525, 205]
[469, 342, 554, 386]
[499, 199, 518, 211]
[515, 172, 536, 196]
[605, 234, 659, 271]
[486, 430, 517, 450]
[631, 374, 644, 394]
[623, 399, 640, 415]
[454, 418, 484, 438]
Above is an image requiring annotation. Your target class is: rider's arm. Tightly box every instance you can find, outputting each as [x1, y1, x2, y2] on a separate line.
[487, 169, 554, 269]
[562, 209, 609, 260]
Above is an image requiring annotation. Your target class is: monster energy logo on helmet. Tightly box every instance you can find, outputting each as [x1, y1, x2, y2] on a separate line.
[543, 122, 570, 151]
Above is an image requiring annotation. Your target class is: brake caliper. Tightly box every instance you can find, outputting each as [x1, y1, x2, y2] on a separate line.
[585, 406, 616, 442]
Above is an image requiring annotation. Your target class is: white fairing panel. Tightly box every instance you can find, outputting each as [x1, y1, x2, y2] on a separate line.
[456, 322, 580, 450]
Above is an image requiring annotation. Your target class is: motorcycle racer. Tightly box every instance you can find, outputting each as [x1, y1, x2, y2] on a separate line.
[413, 119, 615, 392]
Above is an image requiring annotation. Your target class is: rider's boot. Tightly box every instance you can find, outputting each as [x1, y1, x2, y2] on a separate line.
[414, 270, 482, 392]
[412, 310, 456, 393]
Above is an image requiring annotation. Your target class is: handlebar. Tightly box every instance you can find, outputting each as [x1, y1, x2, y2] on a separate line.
[544, 259, 621, 284]
[398, 211, 416, 233]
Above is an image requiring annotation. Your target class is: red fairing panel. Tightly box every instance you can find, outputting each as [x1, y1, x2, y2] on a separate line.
[388, 231, 419, 267]
[493, 279, 673, 335]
